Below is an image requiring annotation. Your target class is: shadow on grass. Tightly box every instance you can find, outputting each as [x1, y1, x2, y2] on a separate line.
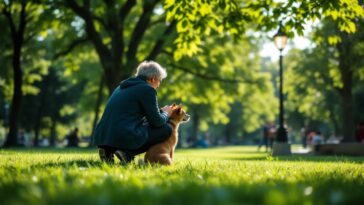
[26, 159, 153, 171]
[0, 147, 97, 153]
[28, 159, 107, 170]
[225, 154, 364, 163]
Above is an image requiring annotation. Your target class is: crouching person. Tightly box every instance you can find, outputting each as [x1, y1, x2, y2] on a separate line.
[92, 61, 173, 164]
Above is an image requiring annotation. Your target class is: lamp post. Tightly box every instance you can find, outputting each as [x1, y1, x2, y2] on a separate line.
[272, 22, 291, 155]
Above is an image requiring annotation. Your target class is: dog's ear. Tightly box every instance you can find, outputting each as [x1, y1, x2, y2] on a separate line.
[175, 107, 182, 114]
[172, 103, 176, 107]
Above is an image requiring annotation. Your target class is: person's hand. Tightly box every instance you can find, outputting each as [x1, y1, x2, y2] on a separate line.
[161, 105, 173, 116]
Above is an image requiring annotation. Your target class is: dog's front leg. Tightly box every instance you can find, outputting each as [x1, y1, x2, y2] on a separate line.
[170, 149, 174, 160]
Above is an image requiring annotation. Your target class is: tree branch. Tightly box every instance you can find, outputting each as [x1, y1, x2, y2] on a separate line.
[93, 14, 107, 28]
[147, 20, 176, 60]
[17, 1, 28, 45]
[53, 37, 89, 60]
[83, 0, 90, 9]
[126, 0, 160, 60]
[149, 17, 165, 27]
[119, 0, 137, 22]
[166, 61, 255, 84]
[103, 0, 114, 6]
[65, 0, 87, 19]
[65, 0, 112, 62]
[103, 0, 124, 70]
[24, 32, 37, 44]
[2, 4, 17, 39]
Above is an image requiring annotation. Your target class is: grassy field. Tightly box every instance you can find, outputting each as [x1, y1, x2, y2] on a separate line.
[1, 146, 363, 205]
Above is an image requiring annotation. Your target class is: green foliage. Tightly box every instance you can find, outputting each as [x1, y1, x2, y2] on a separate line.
[284, 18, 364, 135]
[285, 48, 334, 120]
[0, 6, 13, 103]
[165, 0, 252, 60]
[64, 49, 106, 137]
[4, 0, 362, 143]
[0, 147, 363, 205]
[165, 0, 364, 59]
[20, 67, 86, 137]
[284, 46, 343, 134]
[1, 0, 96, 141]
[1, 0, 277, 141]
[157, 34, 276, 134]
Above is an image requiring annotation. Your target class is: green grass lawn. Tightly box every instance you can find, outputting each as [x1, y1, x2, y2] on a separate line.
[1, 146, 363, 205]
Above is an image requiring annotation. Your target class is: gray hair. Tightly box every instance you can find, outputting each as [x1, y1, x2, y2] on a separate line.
[135, 61, 167, 80]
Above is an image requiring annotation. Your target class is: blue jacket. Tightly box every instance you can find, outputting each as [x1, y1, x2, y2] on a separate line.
[92, 76, 168, 149]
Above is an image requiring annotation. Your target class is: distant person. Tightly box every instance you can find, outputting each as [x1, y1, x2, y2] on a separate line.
[67, 128, 79, 147]
[258, 122, 270, 152]
[311, 131, 323, 145]
[268, 122, 276, 150]
[285, 122, 293, 144]
[300, 125, 309, 148]
[355, 122, 364, 143]
[196, 137, 209, 148]
[307, 131, 315, 145]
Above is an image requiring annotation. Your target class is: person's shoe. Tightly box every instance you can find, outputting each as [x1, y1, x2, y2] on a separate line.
[99, 148, 114, 163]
[114, 150, 134, 165]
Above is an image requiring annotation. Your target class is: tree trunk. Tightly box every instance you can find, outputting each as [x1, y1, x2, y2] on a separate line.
[3, 1, 27, 147]
[89, 75, 105, 146]
[225, 124, 231, 143]
[329, 108, 341, 137]
[342, 86, 355, 142]
[337, 32, 355, 142]
[340, 77, 354, 142]
[4, 42, 23, 147]
[65, 0, 174, 95]
[33, 73, 50, 147]
[49, 120, 57, 147]
[101, 60, 122, 94]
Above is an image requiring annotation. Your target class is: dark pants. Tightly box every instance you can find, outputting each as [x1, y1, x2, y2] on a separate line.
[99, 123, 172, 156]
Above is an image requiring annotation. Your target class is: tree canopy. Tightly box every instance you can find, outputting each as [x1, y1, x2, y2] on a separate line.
[1, 0, 364, 147]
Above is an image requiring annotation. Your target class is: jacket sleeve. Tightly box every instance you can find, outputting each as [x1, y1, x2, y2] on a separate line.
[140, 86, 168, 127]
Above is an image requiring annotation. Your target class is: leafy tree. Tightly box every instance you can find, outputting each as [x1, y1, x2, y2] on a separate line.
[165, 0, 364, 60]
[0, 14, 12, 133]
[59, 0, 364, 93]
[155, 33, 277, 143]
[59, 0, 176, 93]
[1, 0, 92, 147]
[20, 66, 86, 146]
[58, 0, 363, 144]
[333, 21, 364, 142]
[285, 18, 364, 142]
[1, 0, 44, 147]
[285, 48, 342, 136]
[5, 0, 361, 147]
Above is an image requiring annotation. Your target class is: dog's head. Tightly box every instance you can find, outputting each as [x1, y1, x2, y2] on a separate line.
[169, 104, 190, 123]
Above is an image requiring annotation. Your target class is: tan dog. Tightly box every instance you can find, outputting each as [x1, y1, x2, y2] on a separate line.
[144, 104, 190, 165]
